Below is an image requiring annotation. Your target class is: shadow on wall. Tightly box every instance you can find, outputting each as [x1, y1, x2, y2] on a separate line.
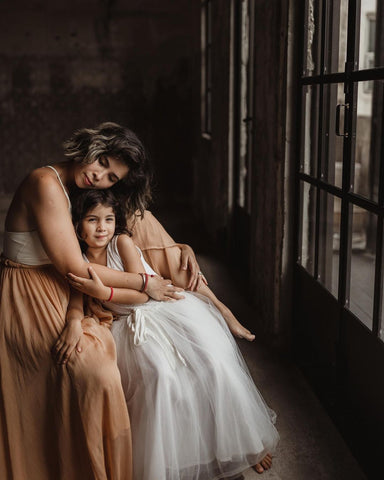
[0, 1, 200, 208]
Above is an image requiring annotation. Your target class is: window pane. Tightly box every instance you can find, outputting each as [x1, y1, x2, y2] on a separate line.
[318, 192, 340, 298]
[353, 80, 384, 202]
[321, 83, 344, 188]
[299, 181, 317, 275]
[358, 0, 377, 70]
[325, 0, 348, 74]
[348, 207, 377, 330]
[301, 84, 319, 176]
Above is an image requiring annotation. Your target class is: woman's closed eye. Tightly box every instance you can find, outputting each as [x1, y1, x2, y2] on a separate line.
[108, 174, 119, 183]
[98, 156, 108, 168]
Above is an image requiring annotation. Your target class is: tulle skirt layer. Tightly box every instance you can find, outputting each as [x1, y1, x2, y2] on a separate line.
[111, 292, 279, 480]
[0, 257, 132, 480]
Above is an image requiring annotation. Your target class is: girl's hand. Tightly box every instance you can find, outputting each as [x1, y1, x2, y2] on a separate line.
[67, 266, 110, 300]
[179, 244, 208, 291]
[53, 319, 84, 364]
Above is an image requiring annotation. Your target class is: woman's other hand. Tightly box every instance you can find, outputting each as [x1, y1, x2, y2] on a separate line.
[146, 276, 184, 301]
[53, 319, 84, 364]
[179, 244, 208, 291]
[67, 266, 111, 300]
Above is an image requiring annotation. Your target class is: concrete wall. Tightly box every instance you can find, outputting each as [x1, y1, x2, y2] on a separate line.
[0, 0, 200, 206]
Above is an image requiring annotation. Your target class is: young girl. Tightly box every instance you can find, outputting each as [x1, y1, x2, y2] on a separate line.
[69, 190, 279, 480]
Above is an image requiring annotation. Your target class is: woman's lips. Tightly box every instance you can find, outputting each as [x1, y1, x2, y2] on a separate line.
[84, 174, 93, 187]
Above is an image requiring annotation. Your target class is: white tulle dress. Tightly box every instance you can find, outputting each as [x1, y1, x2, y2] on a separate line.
[100, 236, 279, 480]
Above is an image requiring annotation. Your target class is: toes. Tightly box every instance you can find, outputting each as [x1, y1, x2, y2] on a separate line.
[253, 464, 264, 474]
[260, 457, 272, 470]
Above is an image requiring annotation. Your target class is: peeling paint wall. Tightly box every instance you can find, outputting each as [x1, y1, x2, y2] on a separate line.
[0, 0, 200, 206]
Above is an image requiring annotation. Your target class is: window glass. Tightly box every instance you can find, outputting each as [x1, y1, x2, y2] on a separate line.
[353, 80, 384, 202]
[299, 181, 317, 275]
[348, 207, 377, 330]
[321, 83, 345, 188]
[318, 191, 341, 298]
[358, 1, 377, 70]
[301, 84, 319, 177]
[325, 0, 348, 74]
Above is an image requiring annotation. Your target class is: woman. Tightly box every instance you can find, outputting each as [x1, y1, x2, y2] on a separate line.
[0, 122, 198, 480]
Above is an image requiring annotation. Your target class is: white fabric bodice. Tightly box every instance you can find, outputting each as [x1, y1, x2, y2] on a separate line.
[3, 166, 71, 265]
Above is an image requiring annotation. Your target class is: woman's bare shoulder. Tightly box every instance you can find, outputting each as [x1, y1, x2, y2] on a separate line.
[5, 167, 65, 230]
[24, 166, 64, 198]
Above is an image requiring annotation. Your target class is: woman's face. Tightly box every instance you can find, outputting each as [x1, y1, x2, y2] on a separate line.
[74, 156, 129, 190]
[79, 203, 116, 249]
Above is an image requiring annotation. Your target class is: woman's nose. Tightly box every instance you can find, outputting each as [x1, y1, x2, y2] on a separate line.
[92, 171, 102, 182]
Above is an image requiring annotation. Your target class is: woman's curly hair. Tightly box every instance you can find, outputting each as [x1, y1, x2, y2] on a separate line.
[63, 122, 152, 218]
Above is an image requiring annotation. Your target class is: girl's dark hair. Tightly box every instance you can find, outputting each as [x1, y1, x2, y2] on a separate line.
[63, 122, 152, 218]
[72, 190, 129, 252]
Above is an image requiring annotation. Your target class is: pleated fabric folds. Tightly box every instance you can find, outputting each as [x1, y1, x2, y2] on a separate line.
[0, 257, 132, 480]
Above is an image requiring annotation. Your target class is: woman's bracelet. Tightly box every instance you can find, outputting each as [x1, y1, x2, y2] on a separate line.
[140, 273, 149, 292]
[139, 273, 155, 293]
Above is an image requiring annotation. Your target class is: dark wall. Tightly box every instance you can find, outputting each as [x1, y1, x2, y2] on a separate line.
[195, 0, 291, 337]
[196, 0, 232, 240]
[0, 0, 200, 207]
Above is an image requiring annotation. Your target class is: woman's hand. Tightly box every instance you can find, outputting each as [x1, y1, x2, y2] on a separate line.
[67, 266, 111, 300]
[146, 276, 184, 301]
[179, 244, 208, 291]
[53, 319, 84, 364]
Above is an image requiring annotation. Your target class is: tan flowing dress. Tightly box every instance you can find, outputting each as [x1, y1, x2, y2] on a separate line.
[132, 210, 190, 289]
[0, 207, 186, 480]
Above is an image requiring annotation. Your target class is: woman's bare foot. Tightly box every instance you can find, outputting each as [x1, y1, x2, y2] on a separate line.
[220, 306, 255, 342]
[252, 454, 272, 474]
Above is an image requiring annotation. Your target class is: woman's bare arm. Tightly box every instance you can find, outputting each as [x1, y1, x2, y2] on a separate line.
[28, 171, 180, 300]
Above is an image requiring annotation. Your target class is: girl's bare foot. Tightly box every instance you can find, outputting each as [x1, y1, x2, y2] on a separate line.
[221, 306, 255, 342]
[252, 453, 272, 474]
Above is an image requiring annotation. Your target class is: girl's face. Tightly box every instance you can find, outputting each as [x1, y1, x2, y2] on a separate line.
[74, 156, 129, 190]
[79, 203, 116, 249]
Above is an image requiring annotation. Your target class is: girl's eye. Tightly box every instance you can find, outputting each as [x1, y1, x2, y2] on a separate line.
[99, 157, 108, 167]
[109, 175, 118, 183]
